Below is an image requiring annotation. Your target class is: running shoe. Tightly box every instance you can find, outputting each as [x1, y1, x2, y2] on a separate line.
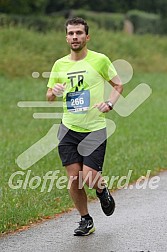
[74, 218, 95, 236]
[96, 187, 115, 216]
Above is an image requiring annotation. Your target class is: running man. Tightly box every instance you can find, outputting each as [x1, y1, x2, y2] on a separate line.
[46, 17, 123, 236]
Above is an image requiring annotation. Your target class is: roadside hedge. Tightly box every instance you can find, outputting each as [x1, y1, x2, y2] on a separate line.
[0, 10, 166, 34]
[72, 9, 124, 31]
[126, 10, 161, 34]
[0, 13, 65, 32]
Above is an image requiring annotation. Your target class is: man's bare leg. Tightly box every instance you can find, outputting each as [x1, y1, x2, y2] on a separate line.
[82, 165, 115, 216]
[82, 165, 105, 192]
[66, 163, 89, 216]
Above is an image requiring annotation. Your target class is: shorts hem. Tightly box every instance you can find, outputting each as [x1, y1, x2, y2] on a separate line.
[62, 159, 83, 167]
[62, 161, 103, 172]
[83, 162, 103, 172]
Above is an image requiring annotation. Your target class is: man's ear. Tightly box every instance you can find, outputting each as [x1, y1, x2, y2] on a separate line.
[86, 34, 90, 42]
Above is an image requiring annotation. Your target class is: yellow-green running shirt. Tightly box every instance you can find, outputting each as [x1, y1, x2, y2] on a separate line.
[47, 50, 117, 132]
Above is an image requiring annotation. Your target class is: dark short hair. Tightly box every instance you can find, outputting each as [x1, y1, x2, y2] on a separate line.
[65, 17, 89, 35]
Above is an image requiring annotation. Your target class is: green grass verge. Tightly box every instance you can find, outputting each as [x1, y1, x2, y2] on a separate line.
[0, 72, 166, 234]
[0, 27, 167, 78]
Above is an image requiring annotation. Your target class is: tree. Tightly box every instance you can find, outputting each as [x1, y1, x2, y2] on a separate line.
[0, 0, 48, 15]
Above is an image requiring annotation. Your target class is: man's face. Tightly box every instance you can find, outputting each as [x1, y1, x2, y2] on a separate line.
[66, 24, 90, 51]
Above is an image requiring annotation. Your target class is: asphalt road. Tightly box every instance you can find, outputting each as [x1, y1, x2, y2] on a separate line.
[0, 171, 167, 252]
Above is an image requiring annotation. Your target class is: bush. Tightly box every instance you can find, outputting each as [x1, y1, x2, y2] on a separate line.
[0, 13, 65, 32]
[71, 9, 125, 31]
[126, 10, 161, 34]
[159, 18, 167, 34]
[0, 10, 124, 33]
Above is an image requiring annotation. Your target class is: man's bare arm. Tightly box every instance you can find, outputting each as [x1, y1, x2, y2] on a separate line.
[108, 75, 123, 105]
[46, 83, 66, 101]
[46, 88, 56, 101]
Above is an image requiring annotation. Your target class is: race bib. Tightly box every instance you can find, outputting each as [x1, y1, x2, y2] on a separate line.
[66, 90, 90, 113]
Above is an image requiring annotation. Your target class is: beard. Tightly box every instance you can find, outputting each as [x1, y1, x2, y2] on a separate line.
[70, 41, 86, 52]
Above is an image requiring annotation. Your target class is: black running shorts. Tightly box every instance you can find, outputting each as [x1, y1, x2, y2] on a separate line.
[57, 124, 107, 171]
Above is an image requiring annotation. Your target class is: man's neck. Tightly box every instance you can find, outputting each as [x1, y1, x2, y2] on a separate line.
[70, 47, 88, 61]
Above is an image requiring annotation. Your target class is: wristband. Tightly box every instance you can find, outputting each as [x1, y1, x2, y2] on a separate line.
[105, 101, 113, 110]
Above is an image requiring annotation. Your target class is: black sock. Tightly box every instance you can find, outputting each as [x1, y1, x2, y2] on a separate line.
[81, 214, 92, 220]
